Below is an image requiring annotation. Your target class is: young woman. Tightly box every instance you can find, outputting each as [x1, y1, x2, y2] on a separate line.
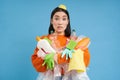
[31, 4, 90, 80]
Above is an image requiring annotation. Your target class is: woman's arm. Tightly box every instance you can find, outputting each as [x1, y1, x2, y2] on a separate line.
[83, 48, 90, 67]
[31, 47, 47, 72]
[56, 38, 90, 67]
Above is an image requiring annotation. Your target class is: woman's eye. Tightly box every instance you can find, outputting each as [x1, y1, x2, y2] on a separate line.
[55, 18, 59, 20]
[63, 18, 67, 21]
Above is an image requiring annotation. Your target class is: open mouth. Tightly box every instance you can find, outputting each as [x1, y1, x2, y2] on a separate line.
[57, 26, 63, 29]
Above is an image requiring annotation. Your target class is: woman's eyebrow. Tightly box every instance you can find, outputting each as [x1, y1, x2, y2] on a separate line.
[63, 15, 67, 17]
[54, 15, 67, 18]
[54, 15, 59, 17]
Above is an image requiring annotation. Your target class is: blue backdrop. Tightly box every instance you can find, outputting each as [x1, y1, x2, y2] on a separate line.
[0, 0, 120, 80]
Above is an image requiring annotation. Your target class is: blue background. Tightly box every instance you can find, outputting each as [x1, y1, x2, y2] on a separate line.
[0, 0, 120, 80]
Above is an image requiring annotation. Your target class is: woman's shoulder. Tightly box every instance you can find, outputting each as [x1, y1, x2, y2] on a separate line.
[41, 34, 49, 39]
[36, 34, 49, 41]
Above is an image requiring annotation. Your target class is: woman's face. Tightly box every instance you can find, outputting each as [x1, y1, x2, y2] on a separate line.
[51, 11, 69, 35]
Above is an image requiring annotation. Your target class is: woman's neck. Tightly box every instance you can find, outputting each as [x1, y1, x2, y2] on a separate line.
[53, 32, 65, 36]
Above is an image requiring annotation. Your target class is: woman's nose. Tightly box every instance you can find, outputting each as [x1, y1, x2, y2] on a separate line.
[58, 19, 63, 25]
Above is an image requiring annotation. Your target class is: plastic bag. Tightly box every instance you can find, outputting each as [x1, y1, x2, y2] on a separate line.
[71, 71, 90, 80]
[36, 70, 53, 80]
[62, 70, 90, 80]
